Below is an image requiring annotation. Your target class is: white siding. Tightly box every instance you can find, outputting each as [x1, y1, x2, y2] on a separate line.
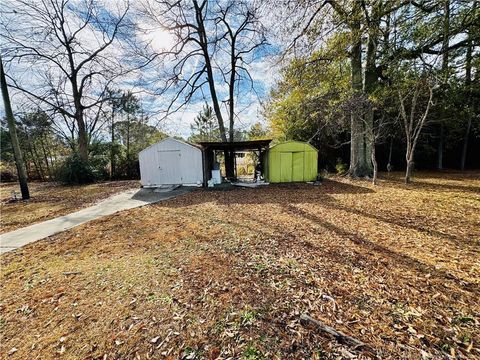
[139, 138, 203, 186]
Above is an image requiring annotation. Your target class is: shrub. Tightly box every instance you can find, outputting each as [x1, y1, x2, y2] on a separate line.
[0, 169, 17, 182]
[335, 159, 348, 175]
[56, 153, 95, 184]
[88, 141, 111, 180]
[88, 154, 110, 180]
[0, 162, 17, 182]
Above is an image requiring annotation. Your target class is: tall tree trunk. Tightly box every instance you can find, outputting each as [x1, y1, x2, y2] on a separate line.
[348, 3, 371, 178]
[126, 114, 131, 178]
[0, 55, 30, 199]
[461, 33, 473, 171]
[193, 0, 234, 179]
[364, 3, 381, 177]
[460, 119, 471, 171]
[76, 106, 88, 161]
[193, 0, 227, 142]
[405, 141, 414, 184]
[70, 71, 88, 161]
[438, 0, 450, 170]
[437, 124, 444, 170]
[228, 37, 235, 143]
[371, 142, 378, 186]
[40, 136, 51, 179]
[405, 157, 413, 184]
[387, 137, 393, 172]
[224, 151, 235, 179]
[224, 36, 237, 179]
[111, 107, 116, 180]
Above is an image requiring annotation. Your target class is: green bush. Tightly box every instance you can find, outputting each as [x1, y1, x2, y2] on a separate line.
[88, 141, 111, 180]
[0, 162, 17, 182]
[56, 153, 95, 184]
[335, 159, 348, 175]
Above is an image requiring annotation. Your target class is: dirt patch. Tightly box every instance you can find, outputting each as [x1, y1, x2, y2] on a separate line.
[1, 172, 479, 359]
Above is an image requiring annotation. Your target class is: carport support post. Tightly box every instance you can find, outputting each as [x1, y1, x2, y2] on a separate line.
[258, 147, 263, 178]
[202, 148, 209, 187]
[234, 152, 237, 178]
[225, 150, 235, 179]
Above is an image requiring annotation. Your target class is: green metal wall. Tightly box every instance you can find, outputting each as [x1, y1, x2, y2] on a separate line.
[265, 141, 318, 183]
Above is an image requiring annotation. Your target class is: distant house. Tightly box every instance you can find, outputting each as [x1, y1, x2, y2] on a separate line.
[139, 138, 203, 187]
[265, 141, 318, 183]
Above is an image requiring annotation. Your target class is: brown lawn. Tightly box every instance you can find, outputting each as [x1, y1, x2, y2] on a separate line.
[0, 181, 139, 234]
[0, 172, 479, 359]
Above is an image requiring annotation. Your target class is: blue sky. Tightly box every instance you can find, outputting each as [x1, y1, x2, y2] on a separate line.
[122, 1, 282, 138]
[0, 0, 283, 140]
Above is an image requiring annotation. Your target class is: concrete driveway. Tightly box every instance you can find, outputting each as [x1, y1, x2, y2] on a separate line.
[0, 187, 192, 254]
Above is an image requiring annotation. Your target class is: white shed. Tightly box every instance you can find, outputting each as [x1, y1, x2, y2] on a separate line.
[139, 138, 204, 187]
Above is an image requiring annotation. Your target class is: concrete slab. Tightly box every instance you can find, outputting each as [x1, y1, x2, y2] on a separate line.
[0, 187, 192, 254]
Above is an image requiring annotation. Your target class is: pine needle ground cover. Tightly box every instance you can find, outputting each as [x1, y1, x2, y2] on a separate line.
[0, 181, 139, 234]
[1, 172, 479, 359]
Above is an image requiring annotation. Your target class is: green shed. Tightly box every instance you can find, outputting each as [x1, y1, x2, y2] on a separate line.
[265, 141, 318, 183]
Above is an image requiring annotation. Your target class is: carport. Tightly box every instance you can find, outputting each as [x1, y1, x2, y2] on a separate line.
[199, 140, 272, 186]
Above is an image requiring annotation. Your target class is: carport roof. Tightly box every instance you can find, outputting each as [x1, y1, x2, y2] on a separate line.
[198, 139, 272, 151]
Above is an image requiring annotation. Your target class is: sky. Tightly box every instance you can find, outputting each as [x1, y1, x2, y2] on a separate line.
[126, 0, 282, 139]
[0, 0, 282, 140]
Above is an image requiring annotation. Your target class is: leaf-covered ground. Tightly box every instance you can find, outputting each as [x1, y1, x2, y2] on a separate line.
[0, 181, 139, 234]
[1, 172, 479, 359]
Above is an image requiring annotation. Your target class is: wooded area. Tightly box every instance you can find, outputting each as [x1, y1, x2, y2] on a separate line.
[265, 0, 479, 180]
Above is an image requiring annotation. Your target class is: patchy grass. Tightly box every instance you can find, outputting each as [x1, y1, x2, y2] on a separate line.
[0, 172, 479, 359]
[0, 181, 139, 234]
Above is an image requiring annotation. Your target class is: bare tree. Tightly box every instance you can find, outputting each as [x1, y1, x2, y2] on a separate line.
[0, 54, 30, 199]
[142, 0, 267, 177]
[369, 112, 393, 186]
[398, 77, 435, 184]
[214, 1, 268, 143]
[1, 0, 130, 161]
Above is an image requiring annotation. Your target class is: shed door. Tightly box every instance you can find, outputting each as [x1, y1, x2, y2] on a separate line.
[156, 150, 181, 184]
[280, 152, 292, 182]
[292, 152, 304, 182]
[304, 151, 317, 181]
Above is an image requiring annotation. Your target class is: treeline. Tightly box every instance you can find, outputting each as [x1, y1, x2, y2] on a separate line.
[1, 0, 272, 185]
[264, 0, 479, 181]
[1, 90, 165, 183]
[188, 104, 268, 143]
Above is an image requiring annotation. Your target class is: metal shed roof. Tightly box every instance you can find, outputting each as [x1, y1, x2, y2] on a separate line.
[198, 139, 272, 151]
[139, 137, 201, 155]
